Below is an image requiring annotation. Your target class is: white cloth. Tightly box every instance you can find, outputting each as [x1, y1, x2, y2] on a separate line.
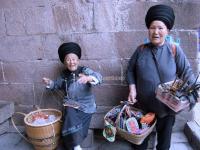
[74, 145, 82, 150]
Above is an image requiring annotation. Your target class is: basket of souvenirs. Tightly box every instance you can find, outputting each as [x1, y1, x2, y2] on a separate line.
[103, 101, 156, 145]
[156, 78, 200, 112]
[115, 102, 156, 145]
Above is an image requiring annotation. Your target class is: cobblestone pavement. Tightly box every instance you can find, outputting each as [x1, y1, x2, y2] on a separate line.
[0, 130, 194, 150]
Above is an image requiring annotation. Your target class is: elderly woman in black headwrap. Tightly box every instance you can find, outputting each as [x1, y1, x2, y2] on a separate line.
[127, 4, 195, 150]
[43, 42, 102, 150]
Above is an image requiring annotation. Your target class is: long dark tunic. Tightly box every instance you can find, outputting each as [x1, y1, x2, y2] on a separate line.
[47, 66, 102, 148]
[127, 42, 195, 117]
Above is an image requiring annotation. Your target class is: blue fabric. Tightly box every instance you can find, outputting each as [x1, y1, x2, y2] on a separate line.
[127, 42, 195, 117]
[48, 66, 102, 113]
[62, 107, 92, 148]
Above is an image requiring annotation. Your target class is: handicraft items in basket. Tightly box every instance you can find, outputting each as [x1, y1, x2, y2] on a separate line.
[156, 76, 200, 113]
[103, 101, 156, 145]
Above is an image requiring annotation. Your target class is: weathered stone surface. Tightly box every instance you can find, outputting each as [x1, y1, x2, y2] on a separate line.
[184, 121, 200, 150]
[0, 100, 14, 123]
[115, 31, 148, 59]
[4, 7, 56, 35]
[0, 133, 34, 150]
[171, 132, 188, 143]
[90, 106, 113, 129]
[3, 62, 36, 83]
[0, 35, 43, 62]
[99, 59, 122, 84]
[25, 7, 56, 35]
[42, 34, 63, 61]
[24, 7, 56, 34]
[0, 0, 47, 8]
[32, 61, 62, 83]
[170, 131, 193, 150]
[82, 59, 122, 84]
[0, 62, 4, 82]
[171, 31, 199, 59]
[3, 61, 62, 83]
[94, 1, 200, 31]
[0, 120, 9, 135]
[94, 0, 200, 31]
[72, 32, 118, 60]
[94, 0, 115, 32]
[80, 60, 102, 73]
[13, 104, 35, 125]
[159, 0, 200, 3]
[53, 1, 93, 33]
[0, 10, 6, 36]
[188, 58, 199, 75]
[0, 83, 34, 105]
[94, 1, 148, 31]
[4, 9, 26, 35]
[94, 85, 129, 106]
[173, 110, 193, 132]
[173, 2, 200, 29]
[81, 129, 94, 148]
[121, 59, 129, 84]
[33, 82, 63, 109]
[193, 103, 200, 126]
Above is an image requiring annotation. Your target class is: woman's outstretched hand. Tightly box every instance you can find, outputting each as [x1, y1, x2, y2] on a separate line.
[42, 77, 51, 85]
[77, 74, 93, 84]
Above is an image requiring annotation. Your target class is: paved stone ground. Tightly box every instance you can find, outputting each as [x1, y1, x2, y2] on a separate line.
[0, 130, 194, 150]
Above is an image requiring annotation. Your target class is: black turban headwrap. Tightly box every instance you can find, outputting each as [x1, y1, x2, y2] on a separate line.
[145, 4, 175, 30]
[58, 42, 81, 63]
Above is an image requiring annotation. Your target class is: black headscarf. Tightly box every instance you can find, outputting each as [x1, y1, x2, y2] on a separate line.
[145, 4, 175, 30]
[58, 42, 81, 63]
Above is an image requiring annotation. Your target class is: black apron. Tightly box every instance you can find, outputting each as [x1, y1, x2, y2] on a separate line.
[62, 107, 92, 149]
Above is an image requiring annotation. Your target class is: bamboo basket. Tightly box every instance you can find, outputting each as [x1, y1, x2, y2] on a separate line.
[12, 108, 62, 150]
[156, 81, 190, 112]
[116, 105, 156, 145]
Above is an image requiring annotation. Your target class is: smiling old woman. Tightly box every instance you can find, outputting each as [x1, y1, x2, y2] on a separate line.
[127, 4, 195, 150]
[43, 42, 102, 150]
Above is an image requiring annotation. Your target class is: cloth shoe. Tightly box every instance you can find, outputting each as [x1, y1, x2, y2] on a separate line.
[74, 145, 82, 150]
[103, 119, 116, 142]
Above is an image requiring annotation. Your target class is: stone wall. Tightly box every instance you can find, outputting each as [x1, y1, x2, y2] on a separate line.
[0, 0, 200, 128]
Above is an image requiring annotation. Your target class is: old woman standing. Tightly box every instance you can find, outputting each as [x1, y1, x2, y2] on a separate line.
[127, 4, 195, 150]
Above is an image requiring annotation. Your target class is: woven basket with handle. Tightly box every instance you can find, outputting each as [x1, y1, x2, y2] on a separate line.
[115, 104, 156, 145]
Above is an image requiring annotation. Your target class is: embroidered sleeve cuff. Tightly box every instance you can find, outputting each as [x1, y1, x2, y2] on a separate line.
[46, 80, 54, 89]
[90, 76, 99, 85]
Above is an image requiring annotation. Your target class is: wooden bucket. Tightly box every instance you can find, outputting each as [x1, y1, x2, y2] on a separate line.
[24, 109, 62, 150]
[12, 108, 62, 150]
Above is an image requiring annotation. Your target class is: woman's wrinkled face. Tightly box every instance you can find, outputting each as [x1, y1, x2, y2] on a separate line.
[148, 20, 169, 46]
[64, 53, 79, 71]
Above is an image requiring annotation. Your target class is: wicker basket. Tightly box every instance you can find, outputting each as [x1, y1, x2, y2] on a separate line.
[116, 105, 156, 145]
[156, 81, 190, 112]
[12, 109, 62, 150]
[24, 109, 62, 150]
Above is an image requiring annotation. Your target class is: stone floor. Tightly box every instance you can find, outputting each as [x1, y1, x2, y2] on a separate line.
[168, 132, 193, 150]
[0, 130, 194, 150]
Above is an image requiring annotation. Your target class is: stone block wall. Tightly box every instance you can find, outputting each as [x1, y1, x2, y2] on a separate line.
[0, 0, 200, 128]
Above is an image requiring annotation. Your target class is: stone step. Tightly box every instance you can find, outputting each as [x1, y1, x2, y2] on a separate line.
[0, 100, 15, 135]
[82, 129, 94, 148]
[0, 100, 14, 124]
[57, 129, 156, 150]
[184, 121, 200, 150]
[0, 120, 9, 135]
